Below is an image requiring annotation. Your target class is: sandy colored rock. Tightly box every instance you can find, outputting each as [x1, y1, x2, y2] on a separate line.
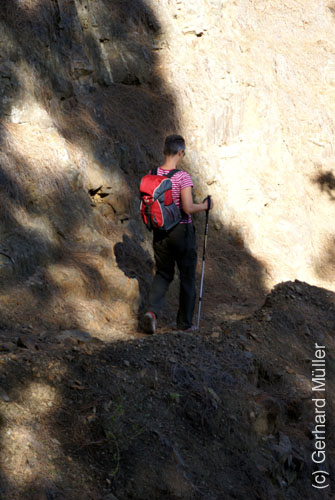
[150, 0, 335, 289]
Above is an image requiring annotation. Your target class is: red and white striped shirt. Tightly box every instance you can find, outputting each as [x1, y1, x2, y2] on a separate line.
[155, 167, 193, 224]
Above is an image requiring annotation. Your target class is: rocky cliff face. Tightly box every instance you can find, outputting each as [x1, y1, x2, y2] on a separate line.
[152, 0, 335, 288]
[0, 0, 175, 332]
[1, 0, 335, 331]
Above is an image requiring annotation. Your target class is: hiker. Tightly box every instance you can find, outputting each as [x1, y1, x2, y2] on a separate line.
[142, 134, 213, 334]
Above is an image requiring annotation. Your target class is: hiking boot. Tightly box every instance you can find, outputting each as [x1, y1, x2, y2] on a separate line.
[176, 325, 198, 333]
[142, 311, 157, 334]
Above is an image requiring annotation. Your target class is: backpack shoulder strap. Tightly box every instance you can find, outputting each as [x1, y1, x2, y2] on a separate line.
[166, 169, 180, 178]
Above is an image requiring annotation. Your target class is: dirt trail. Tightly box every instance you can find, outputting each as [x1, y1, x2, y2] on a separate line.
[0, 276, 334, 499]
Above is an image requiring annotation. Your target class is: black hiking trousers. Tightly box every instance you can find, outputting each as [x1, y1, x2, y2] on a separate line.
[148, 222, 197, 329]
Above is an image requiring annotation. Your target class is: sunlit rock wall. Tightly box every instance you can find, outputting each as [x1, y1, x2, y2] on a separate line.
[151, 0, 335, 288]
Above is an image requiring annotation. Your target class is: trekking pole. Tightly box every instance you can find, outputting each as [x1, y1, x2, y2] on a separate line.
[196, 195, 211, 331]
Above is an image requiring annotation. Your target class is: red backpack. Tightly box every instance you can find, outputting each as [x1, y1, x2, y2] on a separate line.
[140, 168, 182, 231]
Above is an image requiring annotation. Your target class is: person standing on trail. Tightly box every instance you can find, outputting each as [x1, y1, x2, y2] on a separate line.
[142, 134, 213, 334]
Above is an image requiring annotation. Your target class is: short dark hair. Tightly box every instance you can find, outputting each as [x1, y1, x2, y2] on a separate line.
[163, 134, 186, 156]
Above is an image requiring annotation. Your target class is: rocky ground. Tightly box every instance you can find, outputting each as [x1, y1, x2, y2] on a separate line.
[0, 277, 334, 500]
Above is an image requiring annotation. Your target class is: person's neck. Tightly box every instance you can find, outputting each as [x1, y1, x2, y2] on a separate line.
[161, 156, 179, 170]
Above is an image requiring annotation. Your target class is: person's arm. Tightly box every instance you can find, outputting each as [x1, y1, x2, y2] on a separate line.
[181, 186, 212, 215]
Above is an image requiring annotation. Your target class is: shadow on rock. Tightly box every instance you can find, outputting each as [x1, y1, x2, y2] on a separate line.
[114, 233, 154, 317]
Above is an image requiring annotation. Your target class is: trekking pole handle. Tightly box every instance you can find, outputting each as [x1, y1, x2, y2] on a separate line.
[205, 195, 211, 229]
[205, 195, 211, 213]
